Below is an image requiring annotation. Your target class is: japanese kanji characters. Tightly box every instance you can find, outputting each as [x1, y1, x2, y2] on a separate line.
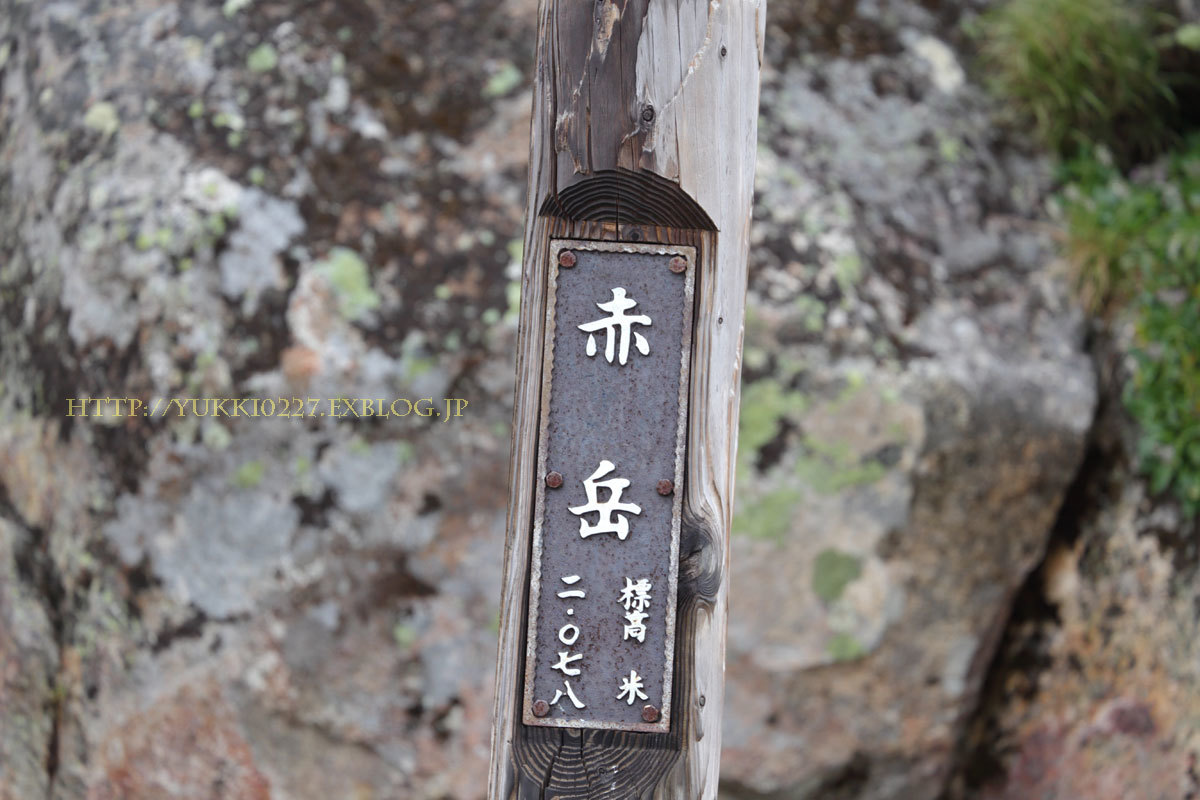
[578, 287, 651, 365]
[556, 574, 586, 600]
[617, 670, 648, 705]
[550, 680, 586, 710]
[548, 575, 587, 706]
[618, 577, 652, 643]
[529, 248, 697, 727]
[551, 651, 583, 676]
[569, 460, 642, 539]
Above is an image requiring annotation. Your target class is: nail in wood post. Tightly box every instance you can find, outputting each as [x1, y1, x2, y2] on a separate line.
[488, 1, 766, 796]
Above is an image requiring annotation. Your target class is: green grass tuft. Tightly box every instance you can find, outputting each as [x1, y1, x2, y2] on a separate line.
[976, 0, 1175, 160]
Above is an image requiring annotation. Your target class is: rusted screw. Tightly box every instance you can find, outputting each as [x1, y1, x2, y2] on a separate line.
[533, 700, 550, 717]
[546, 471, 564, 489]
[668, 256, 687, 274]
[558, 250, 577, 268]
[656, 479, 674, 496]
[642, 705, 660, 723]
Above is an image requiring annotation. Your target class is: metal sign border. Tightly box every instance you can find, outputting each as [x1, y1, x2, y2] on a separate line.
[521, 238, 696, 733]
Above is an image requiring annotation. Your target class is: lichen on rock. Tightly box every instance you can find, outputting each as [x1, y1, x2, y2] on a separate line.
[0, 0, 1184, 798]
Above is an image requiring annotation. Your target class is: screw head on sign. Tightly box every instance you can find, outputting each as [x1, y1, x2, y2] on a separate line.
[546, 471, 564, 489]
[558, 250, 577, 268]
[669, 256, 687, 274]
[656, 479, 674, 496]
[533, 700, 550, 718]
[642, 705, 660, 723]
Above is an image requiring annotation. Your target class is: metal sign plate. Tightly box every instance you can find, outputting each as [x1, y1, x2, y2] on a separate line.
[522, 239, 695, 733]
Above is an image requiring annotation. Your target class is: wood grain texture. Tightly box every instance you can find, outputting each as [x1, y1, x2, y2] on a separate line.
[540, 170, 715, 229]
[489, 1, 764, 796]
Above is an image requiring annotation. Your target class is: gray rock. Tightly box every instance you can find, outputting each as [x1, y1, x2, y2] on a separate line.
[722, 2, 1097, 796]
[0, 521, 59, 800]
[0, 0, 1167, 798]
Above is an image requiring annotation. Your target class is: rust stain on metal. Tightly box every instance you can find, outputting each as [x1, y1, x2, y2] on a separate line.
[668, 255, 687, 274]
[522, 239, 696, 733]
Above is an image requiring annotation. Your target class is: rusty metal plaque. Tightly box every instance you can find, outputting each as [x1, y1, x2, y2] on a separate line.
[522, 239, 695, 733]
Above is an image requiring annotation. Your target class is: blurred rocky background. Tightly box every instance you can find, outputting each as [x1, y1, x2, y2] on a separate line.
[0, 0, 1197, 798]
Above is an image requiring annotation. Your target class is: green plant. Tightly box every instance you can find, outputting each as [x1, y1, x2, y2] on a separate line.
[1058, 148, 1168, 313]
[1061, 136, 1200, 514]
[976, 0, 1175, 160]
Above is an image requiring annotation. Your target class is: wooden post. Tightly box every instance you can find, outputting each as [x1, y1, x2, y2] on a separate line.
[489, 1, 765, 797]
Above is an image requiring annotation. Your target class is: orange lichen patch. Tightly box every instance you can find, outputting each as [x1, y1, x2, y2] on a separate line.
[92, 681, 271, 800]
[281, 345, 322, 384]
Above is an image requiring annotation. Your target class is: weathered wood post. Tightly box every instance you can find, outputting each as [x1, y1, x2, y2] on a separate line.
[488, 1, 765, 796]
